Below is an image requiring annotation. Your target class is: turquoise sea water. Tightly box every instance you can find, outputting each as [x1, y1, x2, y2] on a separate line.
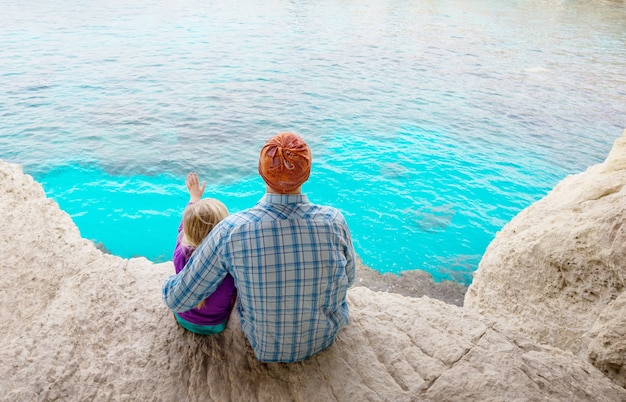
[1, 0, 625, 284]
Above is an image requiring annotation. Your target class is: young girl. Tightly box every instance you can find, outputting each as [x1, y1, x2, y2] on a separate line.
[172, 172, 237, 335]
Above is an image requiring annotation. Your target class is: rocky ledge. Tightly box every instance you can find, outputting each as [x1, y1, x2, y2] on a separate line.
[1, 129, 624, 401]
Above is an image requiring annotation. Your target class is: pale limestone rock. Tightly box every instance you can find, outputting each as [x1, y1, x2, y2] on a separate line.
[465, 129, 626, 382]
[583, 291, 626, 388]
[1, 160, 624, 401]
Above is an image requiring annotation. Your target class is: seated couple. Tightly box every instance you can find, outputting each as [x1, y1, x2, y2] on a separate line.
[162, 132, 357, 363]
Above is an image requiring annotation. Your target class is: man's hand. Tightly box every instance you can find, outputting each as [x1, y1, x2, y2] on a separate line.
[186, 172, 206, 203]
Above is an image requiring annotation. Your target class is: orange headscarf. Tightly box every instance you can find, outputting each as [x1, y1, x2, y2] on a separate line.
[258, 132, 312, 193]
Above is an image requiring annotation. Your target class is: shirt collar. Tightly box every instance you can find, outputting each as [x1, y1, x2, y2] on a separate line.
[260, 193, 310, 205]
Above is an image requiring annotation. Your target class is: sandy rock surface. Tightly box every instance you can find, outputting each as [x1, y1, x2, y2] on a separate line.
[583, 290, 626, 388]
[465, 129, 626, 386]
[1, 159, 625, 401]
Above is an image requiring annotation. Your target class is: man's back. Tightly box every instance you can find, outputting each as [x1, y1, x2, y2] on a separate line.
[221, 193, 356, 362]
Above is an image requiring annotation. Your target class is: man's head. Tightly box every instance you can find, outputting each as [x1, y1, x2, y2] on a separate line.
[258, 132, 312, 194]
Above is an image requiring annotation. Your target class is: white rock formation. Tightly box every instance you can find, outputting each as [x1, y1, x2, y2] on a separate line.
[584, 291, 626, 388]
[465, 129, 626, 387]
[1, 156, 625, 401]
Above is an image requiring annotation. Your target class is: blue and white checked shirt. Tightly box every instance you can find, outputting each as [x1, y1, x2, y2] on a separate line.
[162, 193, 356, 362]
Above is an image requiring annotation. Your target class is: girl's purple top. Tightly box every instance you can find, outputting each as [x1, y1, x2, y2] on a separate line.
[173, 213, 236, 326]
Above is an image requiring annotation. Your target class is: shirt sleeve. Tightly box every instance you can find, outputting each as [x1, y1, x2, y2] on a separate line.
[341, 216, 357, 287]
[172, 218, 189, 274]
[172, 202, 193, 274]
[162, 225, 230, 312]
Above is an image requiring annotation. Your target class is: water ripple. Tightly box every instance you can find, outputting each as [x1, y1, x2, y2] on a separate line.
[1, 0, 625, 283]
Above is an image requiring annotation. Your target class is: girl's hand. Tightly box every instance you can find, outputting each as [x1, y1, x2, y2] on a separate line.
[186, 172, 206, 203]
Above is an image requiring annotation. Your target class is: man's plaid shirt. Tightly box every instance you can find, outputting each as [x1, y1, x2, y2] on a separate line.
[162, 193, 356, 362]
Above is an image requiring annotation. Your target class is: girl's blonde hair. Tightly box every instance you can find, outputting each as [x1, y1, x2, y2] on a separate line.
[182, 198, 229, 310]
[182, 198, 229, 248]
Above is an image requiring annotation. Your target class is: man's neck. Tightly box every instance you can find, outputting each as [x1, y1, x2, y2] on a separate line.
[266, 185, 302, 195]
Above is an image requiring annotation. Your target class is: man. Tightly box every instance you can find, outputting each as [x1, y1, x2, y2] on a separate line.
[162, 132, 356, 363]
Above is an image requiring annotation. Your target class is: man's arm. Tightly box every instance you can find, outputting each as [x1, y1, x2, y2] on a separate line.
[336, 210, 357, 287]
[162, 230, 228, 312]
[344, 232, 357, 288]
